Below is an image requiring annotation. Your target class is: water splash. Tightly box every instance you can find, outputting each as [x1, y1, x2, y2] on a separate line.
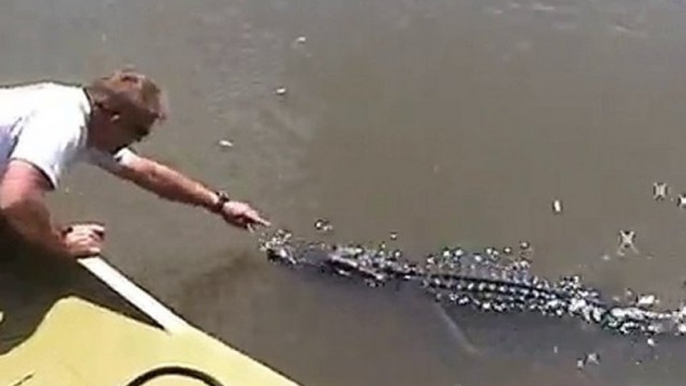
[259, 229, 686, 337]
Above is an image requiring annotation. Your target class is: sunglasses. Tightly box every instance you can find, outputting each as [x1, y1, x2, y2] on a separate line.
[98, 103, 153, 140]
[126, 122, 152, 141]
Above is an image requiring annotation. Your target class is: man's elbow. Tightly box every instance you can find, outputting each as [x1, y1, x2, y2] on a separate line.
[0, 182, 42, 211]
[0, 192, 27, 215]
[110, 152, 154, 183]
[0, 195, 40, 225]
[0, 160, 53, 211]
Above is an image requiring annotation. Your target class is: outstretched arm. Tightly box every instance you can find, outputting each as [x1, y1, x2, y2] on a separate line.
[108, 152, 270, 230]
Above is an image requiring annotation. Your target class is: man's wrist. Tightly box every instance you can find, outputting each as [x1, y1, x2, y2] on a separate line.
[209, 190, 231, 213]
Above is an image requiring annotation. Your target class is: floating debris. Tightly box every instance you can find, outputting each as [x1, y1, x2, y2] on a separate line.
[677, 194, 686, 209]
[617, 230, 638, 256]
[314, 218, 333, 233]
[502, 246, 513, 255]
[586, 352, 601, 365]
[217, 139, 234, 149]
[576, 358, 585, 370]
[552, 199, 563, 214]
[275, 87, 288, 96]
[653, 182, 668, 201]
[577, 352, 601, 369]
[295, 36, 307, 44]
[390, 231, 398, 241]
[647, 338, 656, 347]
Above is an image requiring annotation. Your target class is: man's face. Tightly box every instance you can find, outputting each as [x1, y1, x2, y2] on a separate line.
[96, 105, 155, 153]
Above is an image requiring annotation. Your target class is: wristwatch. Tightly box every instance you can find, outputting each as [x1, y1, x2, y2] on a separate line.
[211, 190, 231, 213]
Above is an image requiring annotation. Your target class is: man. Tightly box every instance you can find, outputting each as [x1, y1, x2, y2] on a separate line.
[0, 69, 270, 258]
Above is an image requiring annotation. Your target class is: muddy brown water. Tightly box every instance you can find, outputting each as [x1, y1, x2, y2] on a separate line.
[4, 0, 686, 384]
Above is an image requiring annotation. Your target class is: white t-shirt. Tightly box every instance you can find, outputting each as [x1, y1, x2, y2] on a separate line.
[0, 82, 134, 188]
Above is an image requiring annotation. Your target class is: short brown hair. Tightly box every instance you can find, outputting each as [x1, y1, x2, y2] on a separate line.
[86, 68, 168, 123]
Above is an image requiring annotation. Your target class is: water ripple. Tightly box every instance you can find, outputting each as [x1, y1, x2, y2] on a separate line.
[260, 229, 686, 337]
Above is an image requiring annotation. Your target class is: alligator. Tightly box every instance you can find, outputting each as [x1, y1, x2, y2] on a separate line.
[260, 230, 686, 337]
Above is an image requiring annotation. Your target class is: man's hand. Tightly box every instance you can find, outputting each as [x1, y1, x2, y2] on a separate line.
[62, 223, 106, 257]
[218, 201, 271, 232]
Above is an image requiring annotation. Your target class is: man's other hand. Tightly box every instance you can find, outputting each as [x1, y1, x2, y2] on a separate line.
[62, 223, 106, 257]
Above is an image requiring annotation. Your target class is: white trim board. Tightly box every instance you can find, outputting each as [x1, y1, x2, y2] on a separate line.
[78, 256, 190, 334]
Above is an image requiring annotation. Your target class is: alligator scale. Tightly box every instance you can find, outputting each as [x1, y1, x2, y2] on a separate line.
[260, 230, 686, 337]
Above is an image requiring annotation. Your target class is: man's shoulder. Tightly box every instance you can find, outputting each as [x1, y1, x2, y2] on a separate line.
[36, 82, 86, 106]
[1, 80, 81, 95]
[23, 82, 90, 123]
[2, 81, 87, 115]
[10, 81, 91, 151]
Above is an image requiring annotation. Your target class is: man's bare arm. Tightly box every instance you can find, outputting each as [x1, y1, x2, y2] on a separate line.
[0, 160, 105, 258]
[0, 160, 67, 256]
[109, 152, 219, 211]
[108, 152, 270, 229]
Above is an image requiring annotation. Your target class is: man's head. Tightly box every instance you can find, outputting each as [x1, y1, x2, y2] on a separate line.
[85, 69, 168, 153]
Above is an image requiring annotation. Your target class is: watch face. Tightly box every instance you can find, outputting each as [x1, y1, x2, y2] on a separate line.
[213, 191, 230, 212]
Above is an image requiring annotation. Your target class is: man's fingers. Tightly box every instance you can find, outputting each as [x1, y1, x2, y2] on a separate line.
[242, 214, 270, 228]
[90, 225, 106, 238]
[79, 234, 103, 247]
[243, 209, 271, 227]
[63, 223, 105, 258]
[67, 223, 106, 239]
[70, 229, 105, 241]
[84, 224, 105, 237]
[69, 240, 102, 258]
[222, 202, 271, 230]
[76, 247, 101, 258]
[253, 216, 271, 227]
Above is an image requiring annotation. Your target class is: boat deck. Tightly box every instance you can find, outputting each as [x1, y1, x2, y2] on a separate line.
[0, 247, 299, 386]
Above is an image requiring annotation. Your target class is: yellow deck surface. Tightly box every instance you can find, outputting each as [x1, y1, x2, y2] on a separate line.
[0, 297, 299, 386]
[0, 253, 300, 386]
